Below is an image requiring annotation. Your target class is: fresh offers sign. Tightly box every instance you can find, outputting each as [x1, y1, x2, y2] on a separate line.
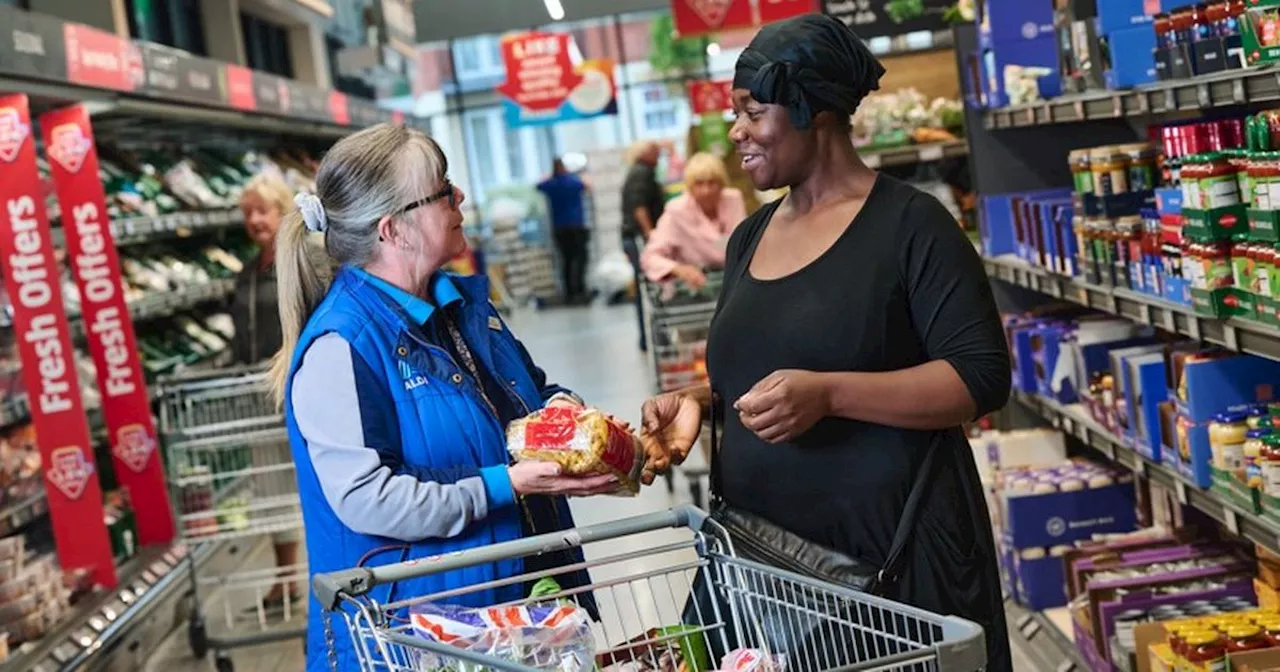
[498, 32, 616, 128]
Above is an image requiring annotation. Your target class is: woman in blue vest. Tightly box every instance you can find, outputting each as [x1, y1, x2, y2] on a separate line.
[270, 123, 627, 670]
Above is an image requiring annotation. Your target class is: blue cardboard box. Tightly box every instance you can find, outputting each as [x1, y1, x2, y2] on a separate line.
[1002, 481, 1138, 548]
[1013, 548, 1068, 610]
[1176, 418, 1214, 488]
[1127, 353, 1170, 463]
[1111, 345, 1168, 440]
[1010, 322, 1042, 395]
[1156, 187, 1182, 216]
[1105, 24, 1158, 89]
[1097, 0, 1153, 35]
[1163, 276, 1191, 306]
[980, 194, 1017, 256]
[980, 0, 1056, 45]
[1173, 355, 1280, 423]
[982, 35, 1063, 108]
[1035, 324, 1076, 403]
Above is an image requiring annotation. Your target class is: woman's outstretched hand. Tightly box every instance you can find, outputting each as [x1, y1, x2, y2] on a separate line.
[509, 461, 619, 497]
[736, 370, 830, 444]
[640, 392, 703, 484]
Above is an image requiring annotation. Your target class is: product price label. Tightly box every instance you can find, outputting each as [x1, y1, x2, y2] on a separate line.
[40, 104, 175, 546]
[0, 95, 116, 588]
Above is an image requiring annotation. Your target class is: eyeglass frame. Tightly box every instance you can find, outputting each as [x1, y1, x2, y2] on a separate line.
[396, 179, 456, 215]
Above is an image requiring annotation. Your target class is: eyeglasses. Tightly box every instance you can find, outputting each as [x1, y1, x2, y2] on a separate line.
[398, 179, 456, 215]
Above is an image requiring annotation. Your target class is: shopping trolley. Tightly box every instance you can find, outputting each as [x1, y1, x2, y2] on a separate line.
[641, 272, 723, 505]
[157, 364, 307, 672]
[313, 506, 987, 672]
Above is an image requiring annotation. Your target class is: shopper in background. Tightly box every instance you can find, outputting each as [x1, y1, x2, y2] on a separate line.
[270, 124, 621, 671]
[639, 15, 1013, 671]
[537, 158, 591, 304]
[640, 152, 746, 289]
[620, 140, 665, 351]
[230, 172, 300, 608]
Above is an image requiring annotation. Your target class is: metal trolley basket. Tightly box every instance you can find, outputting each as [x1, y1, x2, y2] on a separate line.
[313, 506, 986, 672]
[156, 364, 307, 672]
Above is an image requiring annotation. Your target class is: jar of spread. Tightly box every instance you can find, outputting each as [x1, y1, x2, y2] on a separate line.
[1115, 609, 1147, 650]
[1260, 619, 1280, 647]
[1184, 154, 1205, 208]
[1211, 411, 1249, 471]
[1117, 216, 1142, 287]
[1070, 149, 1094, 195]
[1227, 0, 1245, 39]
[1124, 143, 1159, 192]
[1245, 428, 1268, 488]
[1206, 2, 1231, 39]
[1092, 147, 1130, 197]
[1203, 241, 1234, 289]
[1226, 150, 1252, 204]
[1200, 152, 1242, 209]
[1171, 7, 1196, 45]
[1183, 630, 1226, 671]
[1232, 241, 1253, 291]
[1263, 433, 1280, 496]
[1192, 3, 1213, 41]
[1074, 216, 1090, 277]
[1255, 152, 1280, 211]
[1155, 13, 1174, 50]
[1094, 218, 1117, 285]
[1227, 624, 1269, 653]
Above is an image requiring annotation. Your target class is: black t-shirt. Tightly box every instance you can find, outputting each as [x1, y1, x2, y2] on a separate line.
[620, 162, 665, 238]
[230, 256, 282, 365]
[705, 175, 1013, 672]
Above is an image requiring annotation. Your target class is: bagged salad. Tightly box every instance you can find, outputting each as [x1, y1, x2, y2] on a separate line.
[506, 406, 645, 495]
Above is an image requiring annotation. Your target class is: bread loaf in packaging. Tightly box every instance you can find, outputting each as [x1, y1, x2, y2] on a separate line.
[506, 406, 645, 495]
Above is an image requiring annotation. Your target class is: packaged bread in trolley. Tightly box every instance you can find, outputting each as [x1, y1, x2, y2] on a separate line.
[506, 406, 645, 495]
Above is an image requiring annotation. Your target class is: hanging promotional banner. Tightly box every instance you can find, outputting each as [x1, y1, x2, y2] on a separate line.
[688, 79, 734, 115]
[758, 0, 819, 24]
[498, 32, 617, 128]
[39, 104, 175, 548]
[672, 0, 754, 37]
[0, 95, 117, 588]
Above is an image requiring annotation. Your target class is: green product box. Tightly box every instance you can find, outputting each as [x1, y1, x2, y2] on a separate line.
[1192, 286, 1257, 319]
[1184, 204, 1250, 242]
[1260, 295, 1280, 327]
[1211, 465, 1262, 514]
[1250, 209, 1280, 242]
[1242, 3, 1280, 67]
[1262, 489, 1280, 526]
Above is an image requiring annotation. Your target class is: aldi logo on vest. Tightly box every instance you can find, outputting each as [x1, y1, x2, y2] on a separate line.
[47, 123, 91, 173]
[46, 445, 95, 500]
[0, 108, 30, 163]
[398, 359, 428, 391]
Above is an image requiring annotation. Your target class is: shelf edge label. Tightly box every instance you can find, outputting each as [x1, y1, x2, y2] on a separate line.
[39, 104, 175, 547]
[0, 95, 117, 588]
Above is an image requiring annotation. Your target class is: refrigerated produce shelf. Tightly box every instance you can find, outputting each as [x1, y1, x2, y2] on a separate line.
[50, 208, 245, 248]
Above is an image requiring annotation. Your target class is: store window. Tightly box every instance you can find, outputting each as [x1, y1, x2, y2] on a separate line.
[241, 12, 294, 78]
[504, 125, 525, 182]
[126, 0, 207, 55]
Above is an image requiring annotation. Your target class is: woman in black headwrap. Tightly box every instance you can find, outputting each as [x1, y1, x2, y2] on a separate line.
[640, 14, 1013, 671]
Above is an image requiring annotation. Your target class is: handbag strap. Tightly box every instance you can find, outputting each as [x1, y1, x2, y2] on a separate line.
[707, 389, 939, 589]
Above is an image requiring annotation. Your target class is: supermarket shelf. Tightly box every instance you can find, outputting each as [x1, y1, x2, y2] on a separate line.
[983, 255, 1280, 363]
[0, 490, 47, 538]
[51, 208, 244, 248]
[67, 278, 236, 340]
[861, 140, 968, 169]
[982, 64, 1280, 130]
[1010, 388, 1280, 554]
[1005, 600, 1085, 672]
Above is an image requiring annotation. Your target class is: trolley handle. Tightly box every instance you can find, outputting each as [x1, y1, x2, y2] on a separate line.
[313, 505, 709, 610]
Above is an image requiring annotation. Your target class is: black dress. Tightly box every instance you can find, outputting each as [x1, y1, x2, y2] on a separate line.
[705, 175, 1013, 671]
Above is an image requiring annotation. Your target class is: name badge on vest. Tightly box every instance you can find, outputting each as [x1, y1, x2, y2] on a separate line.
[488, 316, 503, 331]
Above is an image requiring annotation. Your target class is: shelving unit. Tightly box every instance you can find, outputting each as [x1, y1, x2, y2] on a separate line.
[861, 139, 969, 169]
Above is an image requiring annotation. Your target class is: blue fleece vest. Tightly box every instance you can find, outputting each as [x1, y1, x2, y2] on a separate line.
[286, 267, 582, 671]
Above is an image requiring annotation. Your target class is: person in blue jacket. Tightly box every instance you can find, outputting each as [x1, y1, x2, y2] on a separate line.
[269, 123, 632, 670]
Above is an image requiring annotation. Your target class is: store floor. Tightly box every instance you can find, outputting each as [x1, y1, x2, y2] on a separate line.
[143, 302, 1037, 671]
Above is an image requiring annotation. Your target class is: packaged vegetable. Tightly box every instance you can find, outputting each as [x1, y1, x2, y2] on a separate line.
[409, 602, 594, 671]
[506, 406, 645, 495]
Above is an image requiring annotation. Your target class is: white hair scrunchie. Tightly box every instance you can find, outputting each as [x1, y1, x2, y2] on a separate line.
[295, 192, 328, 233]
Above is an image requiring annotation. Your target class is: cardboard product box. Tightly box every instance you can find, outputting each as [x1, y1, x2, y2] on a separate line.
[969, 429, 1067, 484]
[1011, 545, 1068, 609]
[1241, 1, 1280, 67]
[1070, 335, 1160, 422]
[1156, 188, 1183, 216]
[1104, 24, 1159, 89]
[1125, 352, 1172, 462]
[1258, 577, 1280, 611]
[1111, 345, 1170, 439]
[1183, 202, 1248, 242]
[1174, 416, 1215, 488]
[981, 35, 1064, 108]
[979, 0, 1057, 45]
[1170, 353, 1280, 423]
[1000, 475, 1137, 548]
[1035, 323, 1079, 403]
[1059, 15, 1107, 93]
[1098, 0, 1153, 34]
[1230, 649, 1280, 672]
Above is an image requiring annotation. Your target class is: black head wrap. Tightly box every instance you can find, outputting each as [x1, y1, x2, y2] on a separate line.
[733, 14, 886, 129]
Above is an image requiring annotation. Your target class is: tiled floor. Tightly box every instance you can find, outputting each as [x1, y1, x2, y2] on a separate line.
[143, 302, 1037, 671]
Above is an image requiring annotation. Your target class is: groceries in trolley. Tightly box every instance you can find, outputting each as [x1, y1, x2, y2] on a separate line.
[409, 601, 595, 671]
[506, 406, 646, 495]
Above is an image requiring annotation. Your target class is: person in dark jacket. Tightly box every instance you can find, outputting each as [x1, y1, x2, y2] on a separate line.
[639, 15, 1013, 672]
[270, 124, 651, 671]
[537, 158, 591, 303]
[620, 141, 665, 351]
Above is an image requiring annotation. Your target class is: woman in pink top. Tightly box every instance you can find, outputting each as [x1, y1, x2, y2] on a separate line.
[642, 152, 747, 289]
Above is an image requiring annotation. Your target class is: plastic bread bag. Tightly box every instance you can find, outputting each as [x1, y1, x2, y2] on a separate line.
[507, 406, 645, 495]
[718, 649, 787, 672]
[408, 602, 595, 672]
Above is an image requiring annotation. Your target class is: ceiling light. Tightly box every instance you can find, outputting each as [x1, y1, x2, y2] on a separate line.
[544, 0, 565, 21]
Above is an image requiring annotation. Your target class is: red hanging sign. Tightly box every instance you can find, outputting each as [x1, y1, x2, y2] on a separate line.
[40, 104, 175, 548]
[63, 24, 142, 92]
[496, 32, 583, 113]
[225, 65, 257, 111]
[672, 0, 754, 37]
[758, 0, 818, 24]
[0, 95, 116, 588]
[688, 79, 734, 115]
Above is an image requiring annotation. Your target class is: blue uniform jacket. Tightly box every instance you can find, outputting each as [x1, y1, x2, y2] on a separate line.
[285, 266, 588, 671]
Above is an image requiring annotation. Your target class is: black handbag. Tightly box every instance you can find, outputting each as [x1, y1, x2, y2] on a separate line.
[705, 391, 939, 596]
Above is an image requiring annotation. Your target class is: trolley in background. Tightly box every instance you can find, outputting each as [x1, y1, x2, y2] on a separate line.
[641, 272, 722, 505]
[156, 364, 307, 672]
[312, 506, 987, 672]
